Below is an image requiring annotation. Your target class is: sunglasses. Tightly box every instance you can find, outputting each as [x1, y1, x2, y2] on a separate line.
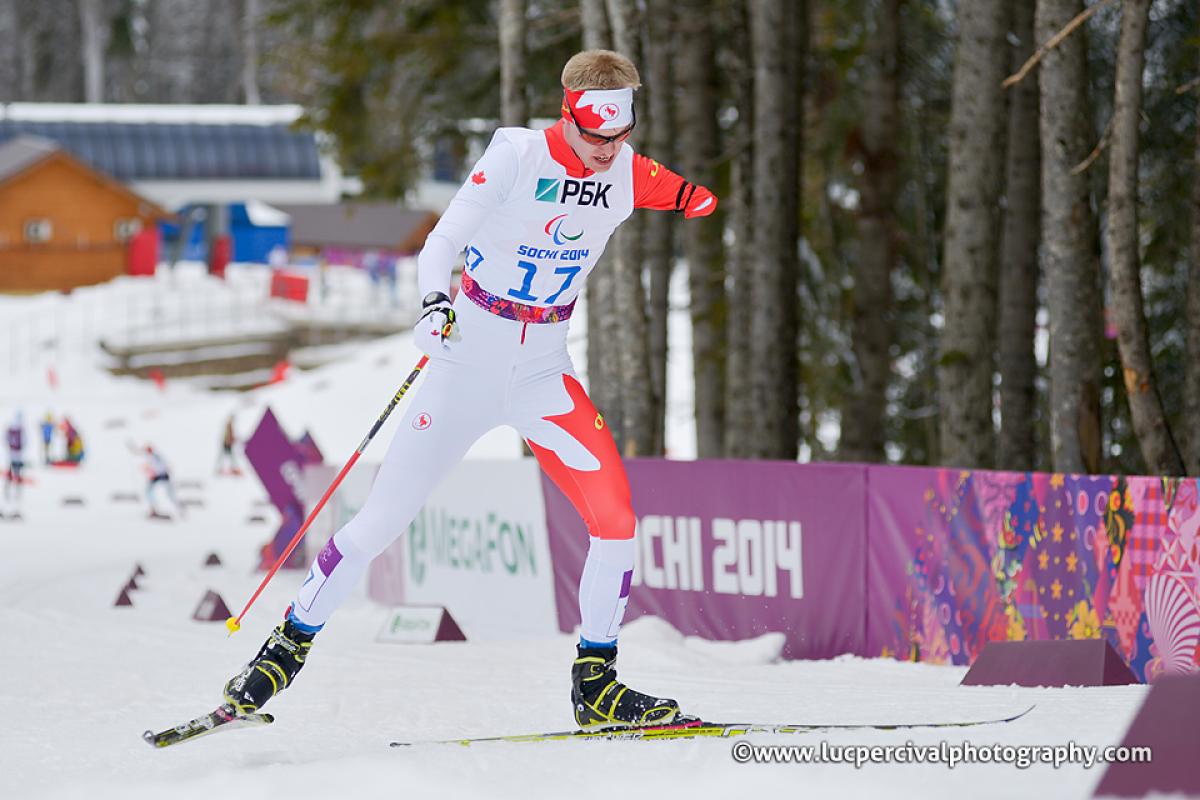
[567, 102, 637, 146]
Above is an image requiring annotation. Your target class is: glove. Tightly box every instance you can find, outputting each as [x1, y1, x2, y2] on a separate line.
[414, 291, 461, 357]
[679, 183, 717, 219]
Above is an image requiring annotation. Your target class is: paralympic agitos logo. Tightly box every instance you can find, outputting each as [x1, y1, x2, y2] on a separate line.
[535, 177, 612, 208]
[544, 213, 584, 245]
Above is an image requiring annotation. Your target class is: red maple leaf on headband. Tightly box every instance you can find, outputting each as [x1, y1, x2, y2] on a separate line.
[471, 171, 487, 185]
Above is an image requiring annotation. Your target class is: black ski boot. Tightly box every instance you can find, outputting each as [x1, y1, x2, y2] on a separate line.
[223, 619, 316, 714]
[571, 644, 680, 730]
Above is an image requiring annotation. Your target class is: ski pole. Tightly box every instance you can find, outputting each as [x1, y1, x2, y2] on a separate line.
[226, 354, 430, 635]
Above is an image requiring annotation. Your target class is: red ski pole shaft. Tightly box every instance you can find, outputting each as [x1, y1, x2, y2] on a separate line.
[226, 355, 429, 635]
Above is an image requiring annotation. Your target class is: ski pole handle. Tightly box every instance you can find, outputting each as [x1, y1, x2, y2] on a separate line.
[226, 355, 430, 635]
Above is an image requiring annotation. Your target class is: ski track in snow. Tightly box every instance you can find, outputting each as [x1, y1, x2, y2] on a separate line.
[1, 266, 1147, 799]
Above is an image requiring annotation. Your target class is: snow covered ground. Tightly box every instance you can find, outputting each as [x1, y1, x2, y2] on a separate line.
[0, 267, 1149, 799]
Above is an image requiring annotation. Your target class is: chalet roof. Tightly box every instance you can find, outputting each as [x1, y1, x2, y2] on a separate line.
[0, 104, 321, 181]
[0, 132, 168, 217]
[0, 135, 59, 183]
[274, 203, 438, 251]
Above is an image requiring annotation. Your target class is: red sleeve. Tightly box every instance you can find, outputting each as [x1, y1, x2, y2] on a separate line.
[631, 153, 718, 218]
[632, 153, 688, 210]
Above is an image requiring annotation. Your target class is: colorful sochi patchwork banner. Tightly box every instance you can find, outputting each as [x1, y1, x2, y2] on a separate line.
[866, 467, 1200, 682]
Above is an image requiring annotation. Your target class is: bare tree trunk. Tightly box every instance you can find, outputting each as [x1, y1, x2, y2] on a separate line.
[578, 0, 624, 443]
[907, 67, 944, 464]
[788, 2, 805, 455]
[997, 0, 1041, 471]
[677, 0, 726, 458]
[17, 2, 39, 100]
[499, 0, 527, 127]
[722, 0, 755, 458]
[605, 0, 634, 54]
[585, 286, 624, 448]
[1039, 0, 1103, 474]
[612, 224, 653, 455]
[839, 0, 900, 463]
[602, 0, 654, 456]
[643, 0, 674, 455]
[937, 0, 1008, 469]
[79, 0, 107, 103]
[1188, 50, 1200, 476]
[242, 0, 262, 104]
[747, 0, 799, 459]
[1105, 0, 1184, 475]
[580, 0, 610, 50]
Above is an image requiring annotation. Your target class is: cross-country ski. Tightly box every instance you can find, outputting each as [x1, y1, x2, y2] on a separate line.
[388, 706, 1037, 747]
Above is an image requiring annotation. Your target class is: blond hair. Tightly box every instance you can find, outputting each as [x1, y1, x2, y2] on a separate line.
[561, 49, 641, 91]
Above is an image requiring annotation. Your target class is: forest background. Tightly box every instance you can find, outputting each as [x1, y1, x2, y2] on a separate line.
[3, 0, 1198, 477]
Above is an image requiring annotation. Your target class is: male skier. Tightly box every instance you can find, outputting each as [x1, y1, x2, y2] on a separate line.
[141, 444, 182, 519]
[223, 50, 717, 730]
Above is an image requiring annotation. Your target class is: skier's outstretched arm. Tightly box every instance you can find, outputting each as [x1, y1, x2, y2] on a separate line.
[631, 153, 717, 218]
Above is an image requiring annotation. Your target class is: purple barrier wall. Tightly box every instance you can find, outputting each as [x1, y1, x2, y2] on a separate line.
[543, 459, 868, 660]
[867, 467, 1200, 681]
[543, 459, 1200, 678]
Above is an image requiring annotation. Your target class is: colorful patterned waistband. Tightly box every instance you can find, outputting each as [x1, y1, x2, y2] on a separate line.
[460, 273, 575, 324]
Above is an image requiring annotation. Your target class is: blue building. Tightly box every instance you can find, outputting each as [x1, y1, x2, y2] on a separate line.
[159, 200, 290, 264]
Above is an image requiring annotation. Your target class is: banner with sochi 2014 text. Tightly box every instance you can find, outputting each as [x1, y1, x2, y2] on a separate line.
[542, 459, 868, 660]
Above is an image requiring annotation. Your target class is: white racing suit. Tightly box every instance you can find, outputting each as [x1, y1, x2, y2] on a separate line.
[289, 118, 715, 647]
